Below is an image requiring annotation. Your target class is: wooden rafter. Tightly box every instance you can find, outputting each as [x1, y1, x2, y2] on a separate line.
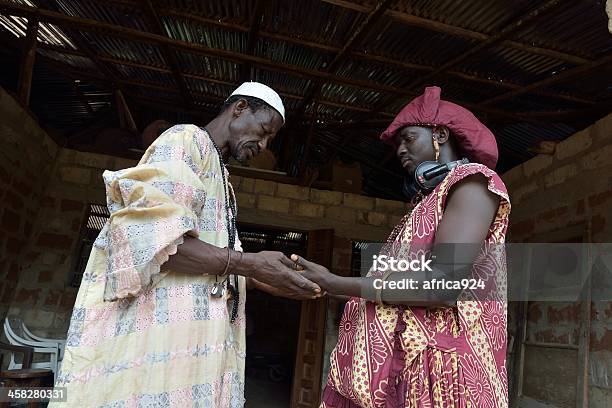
[82, 0, 595, 107]
[141, 0, 192, 106]
[158, 7, 595, 106]
[102, 0, 591, 65]
[115, 89, 137, 132]
[71, 80, 94, 116]
[7, 40, 384, 116]
[481, 53, 612, 106]
[17, 17, 38, 105]
[320, 0, 591, 65]
[36, 41, 596, 107]
[33, 0, 119, 86]
[7, 31, 601, 129]
[240, 0, 266, 82]
[294, 0, 394, 117]
[298, 101, 320, 183]
[0, 2, 412, 95]
[0, 1, 596, 117]
[367, 0, 565, 116]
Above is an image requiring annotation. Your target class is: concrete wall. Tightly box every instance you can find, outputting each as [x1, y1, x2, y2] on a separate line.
[0, 87, 58, 321]
[6, 148, 136, 337]
[502, 112, 612, 407]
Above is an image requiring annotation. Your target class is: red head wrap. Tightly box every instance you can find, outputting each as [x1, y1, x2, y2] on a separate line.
[380, 86, 499, 169]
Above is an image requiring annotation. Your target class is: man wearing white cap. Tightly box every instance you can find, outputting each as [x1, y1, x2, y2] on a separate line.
[52, 82, 320, 407]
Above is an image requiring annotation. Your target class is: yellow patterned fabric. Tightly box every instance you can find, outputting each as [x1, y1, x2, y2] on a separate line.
[51, 125, 247, 407]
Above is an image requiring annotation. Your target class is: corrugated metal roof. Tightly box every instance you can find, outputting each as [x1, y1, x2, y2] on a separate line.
[0, 0, 610, 199]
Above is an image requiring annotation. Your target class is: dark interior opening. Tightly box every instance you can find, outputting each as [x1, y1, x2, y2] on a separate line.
[239, 224, 307, 408]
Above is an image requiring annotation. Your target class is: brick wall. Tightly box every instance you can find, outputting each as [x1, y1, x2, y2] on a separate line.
[6, 149, 137, 337]
[502, 112, 612, 407]
[0, 87, 58, 321]
[229, 176, 409, 241]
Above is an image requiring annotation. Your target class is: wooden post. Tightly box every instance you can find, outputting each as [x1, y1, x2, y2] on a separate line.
[115, 90, 138, 133]
[576, 221, 592, 407]
[17, 18, 39, 106]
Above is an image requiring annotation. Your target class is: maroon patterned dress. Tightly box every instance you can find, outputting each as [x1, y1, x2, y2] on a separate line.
[321, 163, 511, 408]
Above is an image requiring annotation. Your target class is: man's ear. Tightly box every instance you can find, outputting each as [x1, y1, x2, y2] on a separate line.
[233, 99, 248, 117]
[433, 126, 450, 144]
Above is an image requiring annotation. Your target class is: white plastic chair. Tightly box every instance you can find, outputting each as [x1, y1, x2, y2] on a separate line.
[3, 316, 60, 381]
[20, 321, 65, 360]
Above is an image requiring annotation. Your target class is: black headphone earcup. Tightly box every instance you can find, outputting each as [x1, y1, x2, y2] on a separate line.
[413, 161, 442, 192]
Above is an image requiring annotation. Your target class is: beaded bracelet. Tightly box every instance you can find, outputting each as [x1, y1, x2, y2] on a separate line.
[219, 247, 231, 279]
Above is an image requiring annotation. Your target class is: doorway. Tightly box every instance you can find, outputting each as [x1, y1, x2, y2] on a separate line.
[240, 224, 307, 408]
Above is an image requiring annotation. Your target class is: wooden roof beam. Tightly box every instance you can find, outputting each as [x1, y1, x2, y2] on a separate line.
[160, 8, 595, 106]
[17, 17, 37, 106]
[0, 2, 406, 92]
[4, 2, 594, 109]
[320, 0, 590, 65]
[33, 0, 122, 88]
[240, 0, 266, 82]
[481, 54, 612, 106]
[367, 0, 564, 117]
[298, 101, 320, 183]
[37, 41, 595, 107]
[14, 42, 384, 115]
[295, 0, 394, 118]
[406, 0, 564, 91]
[141, 0, 193, 107]
[0, 3, 593, 124]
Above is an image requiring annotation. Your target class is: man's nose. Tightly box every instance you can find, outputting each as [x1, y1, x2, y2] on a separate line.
[258, 137, 270, 151]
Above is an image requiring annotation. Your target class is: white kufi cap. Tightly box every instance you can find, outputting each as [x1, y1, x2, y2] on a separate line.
[228, 82, 285, 123]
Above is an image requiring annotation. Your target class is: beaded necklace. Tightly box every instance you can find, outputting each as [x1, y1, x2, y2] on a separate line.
[202, 127, 239, 324]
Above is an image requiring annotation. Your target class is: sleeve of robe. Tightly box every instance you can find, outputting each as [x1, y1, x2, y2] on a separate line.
[95, 124, 213, 301]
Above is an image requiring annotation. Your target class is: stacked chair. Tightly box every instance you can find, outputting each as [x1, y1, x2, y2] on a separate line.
[2, 315, 64, 382]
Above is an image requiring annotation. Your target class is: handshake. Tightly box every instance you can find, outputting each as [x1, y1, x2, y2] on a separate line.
[244, 251, 338, 300]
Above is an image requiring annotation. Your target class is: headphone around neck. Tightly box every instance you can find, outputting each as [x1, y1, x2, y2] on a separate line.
[402, 158, 469, 199]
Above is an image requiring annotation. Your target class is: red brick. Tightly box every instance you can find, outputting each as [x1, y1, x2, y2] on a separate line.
[60, 292, 77, 309]
[5, 238, 22, 255]
[534, 329, 571, 344]
[71, 218, 81, 232]
[13, 288, 41, 305]
[576, 199, 585, 215]
[0, 167, 10, 184]
[61, 199, 84, 212]
[591, 330, 612, 351]
[592, 214, 606, 235]
[588, 190, 612, 207]
[38, 270, 54, 283]
[24, 221, 33, 237]
[44, 290, 61, 306]
[511, 218, 535, 237]
[527, 303, 542, 323]
[40, 196, 56, 208]
[1, 284, 15, 303]
[1, 209, 21, 234]
[539, 206, 568, 223]
[6, 262, 19, 280]
[12, 179, 32, 197]
[547, 303, 581, 324]
[36, 233, 73, 250]
[3, 191, 24, 209]
[24, 169, 37, 183]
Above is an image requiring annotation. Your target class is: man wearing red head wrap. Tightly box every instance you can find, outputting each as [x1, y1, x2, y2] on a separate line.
[295, 87, 511, 407]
